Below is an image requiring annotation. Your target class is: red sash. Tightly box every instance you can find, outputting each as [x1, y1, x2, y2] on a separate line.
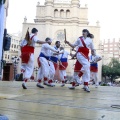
[21, 35, 35, 63]
[74, 60, 82, 72]
[59, 62, 68, 70]
[77, 37, 89, 59]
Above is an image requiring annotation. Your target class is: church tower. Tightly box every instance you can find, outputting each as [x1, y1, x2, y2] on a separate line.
[71, 0, 80, 20]
[45, 0, 54, 19]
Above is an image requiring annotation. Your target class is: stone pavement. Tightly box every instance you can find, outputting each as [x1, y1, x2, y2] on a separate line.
[0, 81, 120, 120]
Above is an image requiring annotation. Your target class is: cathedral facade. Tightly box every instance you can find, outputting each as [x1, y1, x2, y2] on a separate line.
[21, 0, 101, 79]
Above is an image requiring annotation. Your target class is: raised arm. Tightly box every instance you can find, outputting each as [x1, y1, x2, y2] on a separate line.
[96, 56, 102, 62]
[65, 40, 75, 48]
[33, 36, 49, 44]
[45, 44, 59, 53]
[36, 40, 48, 44]
[53, 50, 64, 55]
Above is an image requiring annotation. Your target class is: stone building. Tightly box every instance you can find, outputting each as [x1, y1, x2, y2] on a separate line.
[21, 0, 101, 79]
[102, 38, 120, 65]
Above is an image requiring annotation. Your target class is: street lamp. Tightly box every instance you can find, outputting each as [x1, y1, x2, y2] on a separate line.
[11, 56, 20, 80]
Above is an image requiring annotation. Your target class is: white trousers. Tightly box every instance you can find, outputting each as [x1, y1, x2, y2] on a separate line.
[21, 54, 34, 79]
[37, 57, 55, 81]
[37, 67, 43, 80]
[73, 72, 82, 84]
[38, 57, 50, 79]
[77, 53, 90, 82]
[49, 61, 55, 80]
[90, 72, 98, 85]
[59, 70, 66, 81]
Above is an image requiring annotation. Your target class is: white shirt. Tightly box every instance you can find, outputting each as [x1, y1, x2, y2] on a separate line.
[40, 43, 58, 56]
[90, 55, 102, 63]
[20, 33, 39, 47]
[51, 46, 60, 58]
[73, 37, 94, 50]
[58, 51, 69, 60]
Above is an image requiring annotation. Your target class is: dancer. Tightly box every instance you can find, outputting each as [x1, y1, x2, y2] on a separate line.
[20, 28, 48, 89]
[65, 29, 94, 92]
[90, 49, 102, 87]
[50, 41, 61, 70]
[58, 47, 69, 87]
[36, 37, 59, 88]
[71, 47, 83, 86]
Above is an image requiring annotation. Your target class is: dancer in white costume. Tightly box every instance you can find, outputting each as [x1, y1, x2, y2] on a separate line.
[50, 41, 61, 83]
[20, 28, 48, 89]
[37, 38, 59, 88]
[90, 49, 102, 87]
[50, 41, 61, 70]
[58, 47, 69, 87]
[65, 29, 94, 92]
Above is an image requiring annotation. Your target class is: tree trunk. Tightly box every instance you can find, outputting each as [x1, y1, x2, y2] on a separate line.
[105, 76, 107, 83]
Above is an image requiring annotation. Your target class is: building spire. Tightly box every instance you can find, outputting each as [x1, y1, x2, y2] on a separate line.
[37, 1, 40, 6]
[71, 0, 80, 6]
[96, 20, 100, 27]
[24, 16, 27, 23]
[45, 0, 53, 4]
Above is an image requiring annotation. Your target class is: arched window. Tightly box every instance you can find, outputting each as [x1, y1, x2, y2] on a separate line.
[54, 9, 58, 17]
[66, 10, 70, 18]
[60, 9, 64, 18]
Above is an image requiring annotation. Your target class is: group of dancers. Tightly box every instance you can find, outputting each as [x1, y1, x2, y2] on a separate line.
[20, 28, 101, 92]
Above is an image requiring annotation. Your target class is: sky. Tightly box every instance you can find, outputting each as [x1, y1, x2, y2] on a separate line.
[6, 0, 120, 40]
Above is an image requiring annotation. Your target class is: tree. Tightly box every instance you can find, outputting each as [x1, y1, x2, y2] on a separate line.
[102, 65, 110, 83]
[102, 58, 120, 83]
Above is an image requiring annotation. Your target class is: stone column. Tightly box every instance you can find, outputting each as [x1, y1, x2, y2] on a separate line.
[45, 0, 54, 19]
[71, 0, 79, 20]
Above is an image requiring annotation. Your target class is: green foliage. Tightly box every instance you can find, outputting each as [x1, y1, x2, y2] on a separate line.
[102, 58, 120, 82]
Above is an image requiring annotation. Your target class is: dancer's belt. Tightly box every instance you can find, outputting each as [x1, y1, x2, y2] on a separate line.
[21, 45, 34, 53]
[21, 46, 34, 63]
[60, 58, 68, 62]
[39, 53, 50, 60]
[90, 63, 98, 67]
[50, 56, 58, 63]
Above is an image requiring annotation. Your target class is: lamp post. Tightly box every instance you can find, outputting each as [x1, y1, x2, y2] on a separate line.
[11, 56, 20, 80]
[34, 67, 38, 80]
